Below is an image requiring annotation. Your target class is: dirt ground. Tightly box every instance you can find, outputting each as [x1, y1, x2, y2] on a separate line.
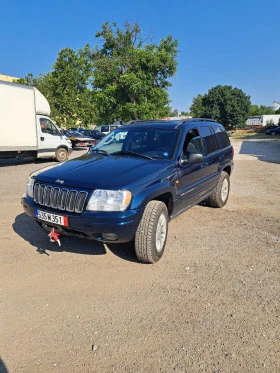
[0, 139, 280, 373]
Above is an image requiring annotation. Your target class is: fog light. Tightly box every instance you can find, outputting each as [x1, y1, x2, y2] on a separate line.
[102, 233, 118, 241]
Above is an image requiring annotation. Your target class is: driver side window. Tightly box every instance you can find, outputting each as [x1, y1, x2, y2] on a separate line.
[40, 118, 58, 136]
[182, 129, 203, 156]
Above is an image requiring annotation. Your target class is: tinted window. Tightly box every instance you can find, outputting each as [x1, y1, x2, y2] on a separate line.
[182, 129, 203, 155]
[199, 126, 218, 154]
[212, 125, 231, 148]
[101, 126, 109, 132]
[94, 128, 178, 159]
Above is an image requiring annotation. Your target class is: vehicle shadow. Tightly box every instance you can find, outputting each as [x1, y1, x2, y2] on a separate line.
[106, 242, 139, 264]
[12, 213, 139, 262]
[238, 140, 280, 164]
[0, 157, 52, 168]
[0, 357, 9, 373]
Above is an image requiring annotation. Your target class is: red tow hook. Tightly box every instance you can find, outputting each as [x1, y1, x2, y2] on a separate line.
[48, 228, 61, 246]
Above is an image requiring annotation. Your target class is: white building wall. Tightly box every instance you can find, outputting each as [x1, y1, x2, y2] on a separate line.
[246, 115, 280, 126]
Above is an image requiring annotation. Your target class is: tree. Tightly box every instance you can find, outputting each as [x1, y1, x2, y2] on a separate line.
[190, 85, 251, 128]
[181, 111, 190, 116]
[249, 105, 261, 116]
[17, 47, 95, 127]
[249, 104, 276, 116]
[15, 73, 39, 87]
[45, 46, 95, 127]
[91, 22, 179, 124]
[169, 109, 178, 117]
[189, 94, 204, 118]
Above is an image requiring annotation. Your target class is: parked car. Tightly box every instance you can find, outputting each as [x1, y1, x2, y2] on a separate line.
[22, 118, 234, 264]
[265, 126, 280, 135]
[78, 129, 105, 141]
[64, 130, 96, 148]
[69, 127, 85, 131]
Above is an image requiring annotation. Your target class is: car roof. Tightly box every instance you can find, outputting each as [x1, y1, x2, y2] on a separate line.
[122, 118, 220, 130]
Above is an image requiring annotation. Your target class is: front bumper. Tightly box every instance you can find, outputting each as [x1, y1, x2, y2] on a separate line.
[21, 195, 143, 243]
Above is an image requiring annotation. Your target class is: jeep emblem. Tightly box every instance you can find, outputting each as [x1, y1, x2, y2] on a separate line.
[55, 179, 64, 184]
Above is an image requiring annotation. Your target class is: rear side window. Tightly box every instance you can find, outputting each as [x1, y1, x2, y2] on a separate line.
[199, 126, 218, 154]
[212, 125, 231, 148]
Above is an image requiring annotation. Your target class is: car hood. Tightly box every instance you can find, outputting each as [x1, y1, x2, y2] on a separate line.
[34, 153, 172, 189]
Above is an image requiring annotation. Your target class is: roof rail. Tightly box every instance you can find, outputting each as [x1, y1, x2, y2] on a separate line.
[125, 119, 179, 125]
[125, 120, 157, 124]
[177, 118, 218, 126]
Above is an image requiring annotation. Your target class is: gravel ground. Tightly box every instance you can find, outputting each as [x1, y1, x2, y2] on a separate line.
[0, 139, 279, 373]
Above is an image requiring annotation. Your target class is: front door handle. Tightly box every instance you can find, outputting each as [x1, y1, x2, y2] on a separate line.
[41, 137, 44, 141]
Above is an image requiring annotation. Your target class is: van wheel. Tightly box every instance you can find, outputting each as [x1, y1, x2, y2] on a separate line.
[135, 201, 168, 263]
[209, 171, 230, 208]
[56, 148, 68, 162]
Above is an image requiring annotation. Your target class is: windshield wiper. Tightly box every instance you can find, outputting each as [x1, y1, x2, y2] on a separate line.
[112, 151, 154, 160]
[90, 149, 110, 156]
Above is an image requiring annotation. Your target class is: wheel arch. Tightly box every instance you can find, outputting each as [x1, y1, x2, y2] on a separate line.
[152, 192, 174, 217]
[223, 165, 232, 176]
[56, 145, 70, 152]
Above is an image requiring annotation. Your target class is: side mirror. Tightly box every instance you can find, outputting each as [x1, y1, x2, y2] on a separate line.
[180, 151, 204, 165]
[60, 129, 65, 136]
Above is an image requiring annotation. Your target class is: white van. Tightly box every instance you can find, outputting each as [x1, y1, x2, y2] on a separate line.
[0, 81, 72, 162]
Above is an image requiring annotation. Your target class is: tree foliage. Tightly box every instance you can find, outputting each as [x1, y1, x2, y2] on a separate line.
[190, 85, 251, 128]
[91, 22, 179, 124]
[169, 109, 179, 117]
[17, 48, 95, 127]
[249, 105, 276, 116]
[181, 111, 190, 116]
[43, 46, 94, 127]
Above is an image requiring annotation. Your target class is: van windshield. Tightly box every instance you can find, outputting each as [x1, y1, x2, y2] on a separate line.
[91, 127, 179, 160]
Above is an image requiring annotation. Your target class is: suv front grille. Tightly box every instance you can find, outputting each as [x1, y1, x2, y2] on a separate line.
[34, 183, 88, 213]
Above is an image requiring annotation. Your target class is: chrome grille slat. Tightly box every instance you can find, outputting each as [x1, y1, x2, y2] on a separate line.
[34, 184, 39, 203]
[58, 189, 68, 210]
[45, 186, 52, 207]
[38, 184, 45, 204]
[75, 192, 87, 213]
[33, 183, 87, 213]
[67, 191, 78, 212]
[51, 188, 60, 209]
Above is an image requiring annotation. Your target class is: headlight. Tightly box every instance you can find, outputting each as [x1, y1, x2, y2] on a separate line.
[86, 190, 132, 211]
[26, 177, 35, 198]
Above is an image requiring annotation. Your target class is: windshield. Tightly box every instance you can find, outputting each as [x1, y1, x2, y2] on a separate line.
[91, 127, 179, 160]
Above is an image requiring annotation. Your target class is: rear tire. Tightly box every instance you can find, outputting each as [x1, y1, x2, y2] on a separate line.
[135, 201, 168, 263]
[209, 171, 230, 208]
[56, 148, 68, 162]
[271, 131, 276, 136]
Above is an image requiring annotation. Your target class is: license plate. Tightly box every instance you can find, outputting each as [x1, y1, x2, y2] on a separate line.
[36, 210, 68, 226]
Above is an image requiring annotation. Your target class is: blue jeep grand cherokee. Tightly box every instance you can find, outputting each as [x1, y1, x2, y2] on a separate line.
[22, 119, 234, 263]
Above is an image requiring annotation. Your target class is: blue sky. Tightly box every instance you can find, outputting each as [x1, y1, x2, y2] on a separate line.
[0, 0, 279, 112]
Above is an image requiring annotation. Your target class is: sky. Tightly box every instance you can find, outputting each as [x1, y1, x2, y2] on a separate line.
[0, 0, 279, 112]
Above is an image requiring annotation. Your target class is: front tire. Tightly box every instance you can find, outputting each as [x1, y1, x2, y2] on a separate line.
[135, 201, 168, 263]
[56, 148, 68, 162]
[209, 171, 230, 208]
